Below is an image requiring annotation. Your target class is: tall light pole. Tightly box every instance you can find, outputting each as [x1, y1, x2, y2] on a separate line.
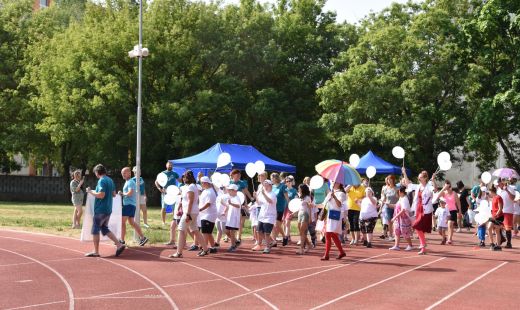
[129, 0, 149, 237]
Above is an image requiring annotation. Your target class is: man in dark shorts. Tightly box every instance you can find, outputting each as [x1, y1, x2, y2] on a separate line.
[85, 164, 125, 257]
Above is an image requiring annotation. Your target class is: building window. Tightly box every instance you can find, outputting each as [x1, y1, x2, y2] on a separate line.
[40, 0, 48, 7]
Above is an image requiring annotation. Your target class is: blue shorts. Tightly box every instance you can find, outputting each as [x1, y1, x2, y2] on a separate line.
[258, 221, 274, 234]
[385, 207, 395, 221]
[92, 213, 111, 236]
[122, 204, 136, 217]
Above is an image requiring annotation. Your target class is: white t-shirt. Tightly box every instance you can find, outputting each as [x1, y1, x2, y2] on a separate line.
[216, 193, 228, 222]
[225, 195, 242, 228]
[410, 183, 434, 214]
[435, 207, 449, 228]
[398, 196, 411, 214]
[182, 183, 199, 215]
[499, 186, 515, 214]
[258, 191, 277, 224]
[360, 197, 379, 220]
[199, 188, 217, 222]
[325, 195, 344, 234]
[299, 196, 312, 214]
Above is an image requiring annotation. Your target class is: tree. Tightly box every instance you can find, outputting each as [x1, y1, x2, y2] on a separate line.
[318, 0, 472, 173]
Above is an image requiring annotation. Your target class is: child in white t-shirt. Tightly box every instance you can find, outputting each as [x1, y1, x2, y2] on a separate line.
[435, 198, 449, 244]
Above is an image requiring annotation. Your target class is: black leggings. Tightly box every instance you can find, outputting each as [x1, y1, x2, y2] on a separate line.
[348, 210, 360, 232]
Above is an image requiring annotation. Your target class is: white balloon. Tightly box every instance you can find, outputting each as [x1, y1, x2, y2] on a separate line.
[211, 172, 222, 187]
[439, 160, 452, 171]
[437, 152, 451, 166]
[245, 162, 257, 178]
[220, 174, 231, 187]
[349, 154, 360, 168]
[164, 194, 176, 205]
[254, 160, 265, 174]
[366, 166, 377, 179]
[237, 191, 245, 205]
[481, 171, 492, 185]
[156, 172, 168, 187]
[166, 185, 179, 196]
[288, 198, 302, 213]
[392, 146, 405, 159]
[216, 152, 231, 168]
[310, 175, 324, 190]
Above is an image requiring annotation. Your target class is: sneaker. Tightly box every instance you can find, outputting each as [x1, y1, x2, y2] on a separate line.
[336, 252, 346, 259]
[188, 245, 200, 251]
[505, 243, 512, 249]
[363, 240, 368, 246]
[296, 240, 302, 246]
[115, 245, 126, 257]
[143, 223, 150, 228]
[404, 245, 413, 251]
[320, 256, 329, 261]
[119, 240, 126, 245]
[276, 237, 283, 242]
[213, 242, 220, 247]
[389, 246, 401, 251]
[235, 239, 241, 246]
[311, 239, 317, 248]
[197, 250, 208, 257]
[441, 238, 446, 245]
[223, 236, 229, 243]
[321, 236, 326, 244]
[227, 246, 236, 253]
[251, 245, 262, 251]
[282, 237, 288, 246]
[139, 236, 149, 246]
[209, 247, 218, 254]
[366, 242, 372, 248]
[350, 239, 356, 245]
[456, 228, 461, 233]
[418, 248, 426, 255]
[489, 243, 496, 250]
[262, 248, 271, 254]
[447, 240, 452, 245]
[479, 241, 486, 248]
[379, 234, 386, 239]
[387, 237, 395, 242]
[270, 241, 277, 248]
[492, 245, 502, 251]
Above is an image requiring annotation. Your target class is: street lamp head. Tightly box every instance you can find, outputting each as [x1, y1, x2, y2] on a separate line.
[128, 45, 150, 58]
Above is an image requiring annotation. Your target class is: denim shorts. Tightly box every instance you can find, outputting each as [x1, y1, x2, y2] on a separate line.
[258, 221, 274, 234]
[122, 204, 136, 217]
[92, 213, 111, 236]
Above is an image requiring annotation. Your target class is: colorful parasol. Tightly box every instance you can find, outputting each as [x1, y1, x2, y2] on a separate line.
[315, 159, 362, 186]
[493, 168, 520, 180]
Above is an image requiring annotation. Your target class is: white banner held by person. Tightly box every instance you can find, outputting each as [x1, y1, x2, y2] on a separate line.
[81, 194, 122, 242]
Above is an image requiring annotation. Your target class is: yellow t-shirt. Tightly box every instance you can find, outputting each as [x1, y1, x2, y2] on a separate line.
[347, 185, 366, 211]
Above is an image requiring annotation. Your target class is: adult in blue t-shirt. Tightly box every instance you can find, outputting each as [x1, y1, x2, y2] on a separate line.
[270, 173, 289, 244]
[131, 166, 149, 228]
[120, 167, 148, 246]
[155, 161, 180, 225]
[85, 164, 125, 258]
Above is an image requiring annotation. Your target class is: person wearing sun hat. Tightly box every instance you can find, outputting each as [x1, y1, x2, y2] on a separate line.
[223, 183, 242, 252]
[255, 179, 277, 254]
[198, 176, 218, 255]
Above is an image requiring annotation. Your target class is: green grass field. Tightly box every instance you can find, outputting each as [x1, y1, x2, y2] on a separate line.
[0, 202, 300, 246]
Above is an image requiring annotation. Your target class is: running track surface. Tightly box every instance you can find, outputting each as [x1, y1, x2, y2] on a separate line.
[1, 229, 519, 310]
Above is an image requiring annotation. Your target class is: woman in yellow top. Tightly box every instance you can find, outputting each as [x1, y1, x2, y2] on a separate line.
[346, 179, 367, 245]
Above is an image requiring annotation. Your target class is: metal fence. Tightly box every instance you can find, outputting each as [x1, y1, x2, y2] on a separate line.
[0, 175, 161, 206]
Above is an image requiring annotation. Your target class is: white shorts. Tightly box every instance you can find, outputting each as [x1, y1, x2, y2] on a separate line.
[138, 195, 146, 206]
[178, 213, 199, 233]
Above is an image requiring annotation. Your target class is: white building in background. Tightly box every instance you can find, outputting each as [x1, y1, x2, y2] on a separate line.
[444, 146, 507, 186]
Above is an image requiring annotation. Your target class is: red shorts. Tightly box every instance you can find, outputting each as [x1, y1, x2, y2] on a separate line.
[503, 213, 513, 230]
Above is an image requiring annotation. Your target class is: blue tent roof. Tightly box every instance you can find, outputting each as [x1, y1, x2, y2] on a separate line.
[356, 150, 410, 175]
[170, 143, 296, 173]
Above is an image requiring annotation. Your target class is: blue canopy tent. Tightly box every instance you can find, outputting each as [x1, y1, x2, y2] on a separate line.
[356, 150, 410, 175]
[170, 143, 296, 175]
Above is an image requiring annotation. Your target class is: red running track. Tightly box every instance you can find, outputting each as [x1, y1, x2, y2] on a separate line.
[1, 229, 519, 309]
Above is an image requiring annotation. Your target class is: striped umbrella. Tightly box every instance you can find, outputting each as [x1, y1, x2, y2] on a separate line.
[315, 159, 362, 186]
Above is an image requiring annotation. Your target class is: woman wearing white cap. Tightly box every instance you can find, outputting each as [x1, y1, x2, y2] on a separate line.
[224, 184, 242, 252]
[198, 176, 218, 255]
[255, 179, 277, 254]
[169, 170, 208, 258]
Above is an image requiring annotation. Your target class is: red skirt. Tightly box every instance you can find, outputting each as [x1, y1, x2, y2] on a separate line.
[413, 212, 432, 233]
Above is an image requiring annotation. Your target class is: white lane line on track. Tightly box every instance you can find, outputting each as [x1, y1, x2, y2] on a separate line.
[4, 300, 66, 310]
[193, 253, 389, 310]
[0, 248, 74, 310]
[310, 257, 447, 310]
[0, 256, 89, 268]
[425, 261, 508, 310]
[0, 235, 179, 310]
[15, 280, 33, 283]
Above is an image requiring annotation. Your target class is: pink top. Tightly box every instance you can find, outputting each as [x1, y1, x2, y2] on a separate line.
[444, 191, 457, 211]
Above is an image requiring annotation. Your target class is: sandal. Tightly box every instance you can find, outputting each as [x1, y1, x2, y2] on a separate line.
[85, 252, 100, 257]
[168, 253, 183, 258]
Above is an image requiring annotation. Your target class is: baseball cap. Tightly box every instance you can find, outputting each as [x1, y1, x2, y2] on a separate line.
[200, 176, 212, 184]
[227, 184, 239, 191]
[263, 180, 273, 185]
